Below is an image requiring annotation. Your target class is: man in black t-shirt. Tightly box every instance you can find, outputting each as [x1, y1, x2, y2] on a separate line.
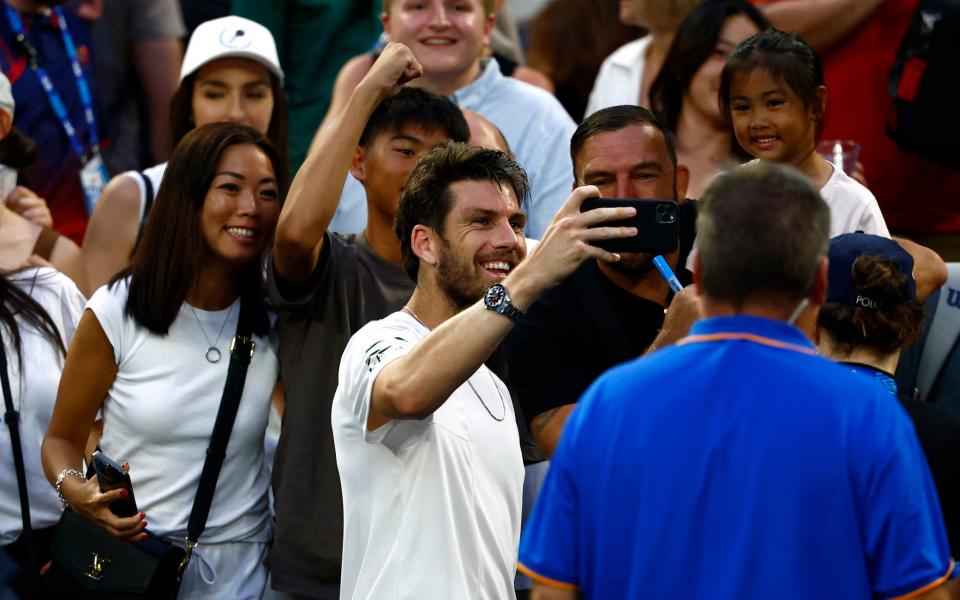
[504, 105, 697, 457]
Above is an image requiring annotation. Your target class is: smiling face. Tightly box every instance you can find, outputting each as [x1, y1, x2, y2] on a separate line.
[191, 57, 274, 135]
[200, 143, 280, 269]
[382, 0, 494, 89]
[353, 123, 456, 219]
[728, 68, 823, 167]
[684, 15, 762, 127]
[575, 123, 686, 274]
[434, 178, 526, 309]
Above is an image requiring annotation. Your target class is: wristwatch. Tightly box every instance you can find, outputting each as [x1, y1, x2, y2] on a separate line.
[483, 283, 524, 322]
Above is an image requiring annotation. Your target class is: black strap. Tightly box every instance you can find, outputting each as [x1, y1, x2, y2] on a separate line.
[0, 334, 41, 592]
[134, 170, 155, 251]
[184, 298, 256, 546]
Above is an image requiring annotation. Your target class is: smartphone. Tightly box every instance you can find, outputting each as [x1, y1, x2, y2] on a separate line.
[579, 198, 679, 254]
[91, 451, 139, 518]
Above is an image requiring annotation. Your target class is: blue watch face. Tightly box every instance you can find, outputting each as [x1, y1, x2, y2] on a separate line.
[485, 284, 506, 308]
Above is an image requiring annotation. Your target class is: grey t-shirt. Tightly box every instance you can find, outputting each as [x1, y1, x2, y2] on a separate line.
[267, 232, 414, 594]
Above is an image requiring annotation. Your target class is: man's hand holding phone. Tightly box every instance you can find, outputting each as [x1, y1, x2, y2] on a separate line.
[579, 197, 680, 255]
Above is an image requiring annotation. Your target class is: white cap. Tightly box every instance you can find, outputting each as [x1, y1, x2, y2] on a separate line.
[179, 16, 284, 85]
[0, 72, 13, 119]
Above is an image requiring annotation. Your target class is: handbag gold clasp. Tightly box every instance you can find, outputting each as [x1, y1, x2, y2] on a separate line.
[177, 539, 198, 581]
[85, 553, 110, 581]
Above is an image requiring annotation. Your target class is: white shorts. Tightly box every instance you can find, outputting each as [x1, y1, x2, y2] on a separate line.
[178, 540, 269, 599]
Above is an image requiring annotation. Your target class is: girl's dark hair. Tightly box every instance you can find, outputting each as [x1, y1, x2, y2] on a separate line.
[0, 270, 67, 369]
[719, 29, 826, 141]
[0, 126, 38, 169]
[818, 255, 925, 356]
[650, 0, 768, 136]
[119, 122, 287, 336]
[169, 70, 289, 179]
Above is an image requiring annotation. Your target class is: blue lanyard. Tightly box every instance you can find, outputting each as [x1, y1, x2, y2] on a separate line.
[5, 4, 100, 163]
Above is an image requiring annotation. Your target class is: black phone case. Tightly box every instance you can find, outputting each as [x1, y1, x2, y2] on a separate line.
[92, 451, 139, 518]
[579, 198, 680, 254]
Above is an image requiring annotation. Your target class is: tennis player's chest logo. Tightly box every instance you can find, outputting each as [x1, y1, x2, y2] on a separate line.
[947, 288, 960, 309]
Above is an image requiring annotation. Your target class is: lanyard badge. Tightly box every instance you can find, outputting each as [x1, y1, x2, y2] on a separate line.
[6, 5, 108, 214]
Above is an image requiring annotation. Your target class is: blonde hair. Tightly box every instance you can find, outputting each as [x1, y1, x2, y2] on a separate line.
[632, 0, 700, 31]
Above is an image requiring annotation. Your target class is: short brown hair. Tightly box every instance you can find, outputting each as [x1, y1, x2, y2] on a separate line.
[697, 162, 829, 308]
[383, 0, 495, 15]
[395, 142, 528, 281]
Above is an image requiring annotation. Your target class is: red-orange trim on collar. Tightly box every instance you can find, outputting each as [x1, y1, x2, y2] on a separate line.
[676, 332, 818, 356]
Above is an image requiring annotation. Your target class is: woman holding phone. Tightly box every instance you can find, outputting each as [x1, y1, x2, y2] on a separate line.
[42, 122, 283, 598]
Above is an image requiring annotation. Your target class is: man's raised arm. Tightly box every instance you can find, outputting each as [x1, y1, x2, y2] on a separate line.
[759, 0, 888, 52]
[368, 187, 637, 431]
[273, 43, 422, 284]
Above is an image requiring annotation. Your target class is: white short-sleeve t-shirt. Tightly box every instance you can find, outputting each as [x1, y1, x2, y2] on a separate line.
[86, 279, 278, 544]
[333, 311, 524, 600]
[0, 269, 85, 544]
[820, 164, 890, 238]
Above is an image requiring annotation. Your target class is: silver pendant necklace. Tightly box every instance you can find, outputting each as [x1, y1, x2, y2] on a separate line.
[401, 306, 506, 422]
[189, 302, 235, 364]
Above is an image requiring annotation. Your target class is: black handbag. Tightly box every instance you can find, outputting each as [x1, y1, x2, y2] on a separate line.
[1, 328, 45, 597]
[45, 299, 257, 598]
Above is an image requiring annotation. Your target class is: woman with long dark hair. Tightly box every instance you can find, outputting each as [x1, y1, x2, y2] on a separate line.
[649, 0, 768, 197]
[81, 15, 288, 296]
[0, 267, 85, 596]
[42, 122, 283, 598]
[817, 233, 959, 558]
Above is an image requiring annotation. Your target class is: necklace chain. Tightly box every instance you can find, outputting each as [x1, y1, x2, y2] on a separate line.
[189, 303, 235, 364]
[401, 305, 506, 422]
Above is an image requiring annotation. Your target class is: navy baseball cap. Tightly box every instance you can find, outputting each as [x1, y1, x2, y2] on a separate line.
[827, 233, 916, 308]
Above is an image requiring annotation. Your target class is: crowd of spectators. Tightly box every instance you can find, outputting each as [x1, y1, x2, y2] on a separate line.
[1, 0, 959, 599]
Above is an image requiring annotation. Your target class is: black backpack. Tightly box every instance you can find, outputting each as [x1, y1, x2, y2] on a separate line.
[888, 0, 960, 169]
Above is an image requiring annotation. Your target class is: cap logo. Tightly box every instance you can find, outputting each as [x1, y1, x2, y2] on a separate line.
[855, 295, 882, 309]
[219, 28, 251, 50]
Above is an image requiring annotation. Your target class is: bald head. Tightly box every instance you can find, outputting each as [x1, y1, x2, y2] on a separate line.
[462, 109, 511, 155]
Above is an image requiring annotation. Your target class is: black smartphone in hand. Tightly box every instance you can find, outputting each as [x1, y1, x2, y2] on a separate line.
[91, 451, 139, 518]
[580, 198, 679, 254]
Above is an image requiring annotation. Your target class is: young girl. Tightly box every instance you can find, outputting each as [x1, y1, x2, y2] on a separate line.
[719, 29, 890, 238]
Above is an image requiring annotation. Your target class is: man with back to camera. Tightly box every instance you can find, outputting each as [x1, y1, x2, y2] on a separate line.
[504, 104, 699, 456]
[266, 43, 471, 598]
[331, 141, 640, 599]
[326, 0, 577, 239]
[518, 161, 955, 600]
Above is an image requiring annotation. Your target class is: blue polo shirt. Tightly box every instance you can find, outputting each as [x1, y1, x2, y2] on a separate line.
[519, 315, 954, 599]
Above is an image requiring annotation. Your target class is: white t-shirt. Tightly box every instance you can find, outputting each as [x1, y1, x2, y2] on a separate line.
[0, 269, 85, 544]
[333, 311, 524, 600]
[584, 36, 651, 118]
[87, 279, 278, 544]
[819, 163, 890, 238]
